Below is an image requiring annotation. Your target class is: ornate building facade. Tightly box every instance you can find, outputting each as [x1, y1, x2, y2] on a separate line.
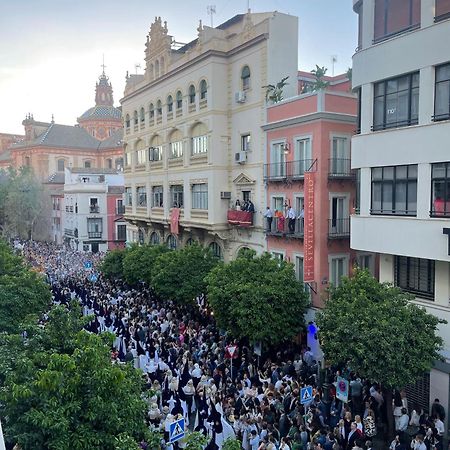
[121, 12, 298, 260]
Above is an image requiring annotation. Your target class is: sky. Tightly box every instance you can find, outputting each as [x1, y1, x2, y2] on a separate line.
[0, 0, 357, 135]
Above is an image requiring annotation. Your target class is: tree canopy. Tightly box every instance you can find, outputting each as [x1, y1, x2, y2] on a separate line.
[122, 244, 169, 286]
[316, 269, 444, 389]
[206, 252, 308, 345]
[152, 243, 218, 304]
[0, 240, 51, 333]
[0, 304, 151, 450]
[100, 248, 126, 280]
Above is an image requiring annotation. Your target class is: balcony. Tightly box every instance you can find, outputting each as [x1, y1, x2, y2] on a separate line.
[263, 159, 314, 182]
[227, 210, 253, 227]
[328, 218, 350, 238]
[116, 205, 126, 215]
[88, 231, 102, 239]
[328, 159, 355, 179]
[89, 205, 100, 213]
[265, 217, 304, 238]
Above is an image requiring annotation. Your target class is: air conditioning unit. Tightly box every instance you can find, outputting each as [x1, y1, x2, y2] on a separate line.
[235, 91, 246, 103]
[220, 191, 231, 199]
[235, 152, 247, 164]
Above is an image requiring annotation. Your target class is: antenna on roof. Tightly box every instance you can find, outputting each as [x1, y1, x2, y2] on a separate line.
[134, 64, 141, 75]
[207, 5, 216, 27]
[331, 55, 337, 76]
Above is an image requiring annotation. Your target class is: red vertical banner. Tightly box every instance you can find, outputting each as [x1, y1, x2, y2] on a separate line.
[303, 172, 315, 283]
[170, 208, 180, 235]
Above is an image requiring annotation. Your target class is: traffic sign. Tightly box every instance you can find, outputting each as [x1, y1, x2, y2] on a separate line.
[90, 273, 98, 282]
[336, 376, 349, 403]
[300, 386, 313, 405]
[169, 418, 185, 443]
[84, 261, 93, 270]
[225, 345, 238, 359]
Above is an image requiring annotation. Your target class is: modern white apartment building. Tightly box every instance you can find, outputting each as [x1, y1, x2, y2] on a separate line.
[351, 0, 450, 414]
[120, 11, 298, 259]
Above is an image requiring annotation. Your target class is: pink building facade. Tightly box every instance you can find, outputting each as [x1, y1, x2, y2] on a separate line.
[263, 75, 376, 308]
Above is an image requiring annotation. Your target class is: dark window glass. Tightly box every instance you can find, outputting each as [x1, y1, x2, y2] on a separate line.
[394, 256, 435, 300]
[241, 66, 251, 90]
[434, 63, 450, 121]
[167, 95, 173, 113]
[371, 165, 417, 215]
[374, 0, 420, 42]
[189, 85, 196, 104]
[431, 162, 450, 216]
[373, 72, 419, 130]
[435, 0, 450, 20]
[176, 91, 183, 109]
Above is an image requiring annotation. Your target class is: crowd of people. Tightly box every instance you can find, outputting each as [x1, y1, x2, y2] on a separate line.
[16, 241, 448, 450]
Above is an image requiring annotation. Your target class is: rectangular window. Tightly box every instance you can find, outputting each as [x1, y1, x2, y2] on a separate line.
[271, 196, 285, 213]
[356, 3, 363, 50]
[124, 153, 131, 167]
[117, 224, 126, 241]
[192, 184, 208, 209]
[434, 63, 450, 121]
[87, 218, 102, 238]
[294, 137, 312, 176]
[373, 72, 419, 131]
[136, 149, 146, 165]
[149, 146, 162, 162]
[356, 253, 375, 275]
[136, 186, 147, 207]
[330, 256, 348, 287]
[272, 252, 284, 262]
[152, 186, 163, 208]
[330, 137, 350, 176]
[170, 141, 183, 159]
[435, 0, 450, 21]
[125, 187, 132, 206]
[374, 0, 420, 42]
[170, 185, 184, 208]
[241, 134, 251, 152]
[431, 162, 450, 216]
[192, 135, 208, 155]
[371, 165, 417, 215]
[394, 256, 435, 300]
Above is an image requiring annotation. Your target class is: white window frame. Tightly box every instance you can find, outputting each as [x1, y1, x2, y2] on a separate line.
[355, 252, 375, 276]
[192, 135, 208, 155]
[136, 186, 147, 207]
[328, 254, 350, 288]
[152, 186, 164, 208]
[192, 183, 208, 209]
[170, 140, 183, 159]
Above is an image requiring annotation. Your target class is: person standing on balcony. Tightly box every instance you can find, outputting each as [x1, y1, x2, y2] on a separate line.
[286, 206, 296, 233]
[263, 207, 273, 231]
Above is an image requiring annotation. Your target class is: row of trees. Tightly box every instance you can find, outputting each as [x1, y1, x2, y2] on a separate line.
[0, 167, 51, 241]
[101, 244, 310, 345]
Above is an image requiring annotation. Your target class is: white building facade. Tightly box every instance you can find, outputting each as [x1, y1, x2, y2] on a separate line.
[351, 0, 450, 415]
[121, 12, 298, 259]
[63, 168, 125, 253]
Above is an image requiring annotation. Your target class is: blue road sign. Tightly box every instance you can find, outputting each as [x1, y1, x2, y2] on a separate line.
[300, 386, 313, 405]
[169, 418, 185, 443]
[84, 261, 93, 270]
[90, 273, 98, 282]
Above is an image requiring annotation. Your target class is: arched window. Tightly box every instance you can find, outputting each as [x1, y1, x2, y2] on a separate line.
[167, 95, 173, 113]
[241, 65, 251, 90]
[140, 107, 145, 123]
[169, 129, 183, 159]
[115, 158, 123, 170]
[84, 160, 92, 169]
[209, 242, 223, 259]
[167, 235, 177, 250]
[237, 247, 254, 258]
[191, 122, 208, 155]
[125, 114, 130, 128]
[188, 85, 196, 104]
[149, 103, 155, 119]
[138, 228, 145, 245]
[133, 110, 138, 125]
[176, 91, 183, 109]
[200, 79, 208, 100]
[156, 100, 162, 116]
[150, 232, 160, 245]
[186, 238, 196, 246]
[57, 159, 65, 172]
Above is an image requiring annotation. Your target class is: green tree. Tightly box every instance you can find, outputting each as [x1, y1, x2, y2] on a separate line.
[316, 269, 444, 436]
[100, 248, 126, 280]
[0, 305, 151, 450]
[185, 431, 208, 450]
[263, 76, 289, 103]
[122, 244, 169, 286]
[0, 240, 51, 333]
[310, 65, 330, 91]
[206, 252, 308, 345]
[152, 243, 218, 304]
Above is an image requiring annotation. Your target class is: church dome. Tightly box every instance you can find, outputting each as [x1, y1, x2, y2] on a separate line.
[78, 105, 121, 121]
